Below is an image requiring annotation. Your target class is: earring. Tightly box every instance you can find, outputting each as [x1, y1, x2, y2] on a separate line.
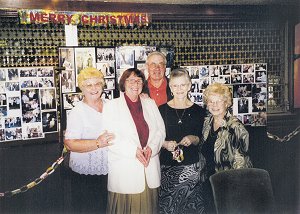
[171, 92, 173, 96]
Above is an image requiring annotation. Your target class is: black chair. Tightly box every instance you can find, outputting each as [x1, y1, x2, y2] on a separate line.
[209, 168, 275, 214]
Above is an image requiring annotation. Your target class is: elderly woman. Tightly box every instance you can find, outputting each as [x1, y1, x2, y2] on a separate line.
[201, 82, 253, 213]
[158, 68, 206, 214]
[103, 68, 165, 214]
[64, 67, 114, 213]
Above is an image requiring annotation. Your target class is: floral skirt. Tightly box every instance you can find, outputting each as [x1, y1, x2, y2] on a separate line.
[159, 162, 206, 214]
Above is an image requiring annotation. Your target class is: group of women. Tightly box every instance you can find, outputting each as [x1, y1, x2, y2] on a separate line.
[64, 67, 252, 214]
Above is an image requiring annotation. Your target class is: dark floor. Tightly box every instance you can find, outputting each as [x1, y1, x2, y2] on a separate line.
[0, 126, 299, 214]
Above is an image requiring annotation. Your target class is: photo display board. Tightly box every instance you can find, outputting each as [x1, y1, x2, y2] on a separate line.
[0, 67, 58, 143]
[59, 45, 157, 131]
[181, 63, 267, 126]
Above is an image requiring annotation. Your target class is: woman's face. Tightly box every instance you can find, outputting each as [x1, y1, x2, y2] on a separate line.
[81, 77, 103, 100]
[206, 93, 227, 118]
[125, 73, 143, 99]
[169, 76, 191, 99]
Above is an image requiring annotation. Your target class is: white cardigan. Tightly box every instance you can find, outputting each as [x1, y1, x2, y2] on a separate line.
[103, 93, 165, 194]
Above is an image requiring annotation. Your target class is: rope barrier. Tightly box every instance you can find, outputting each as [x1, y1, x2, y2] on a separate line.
[0, 126, 299, 198]
[0, 146, 69, 198]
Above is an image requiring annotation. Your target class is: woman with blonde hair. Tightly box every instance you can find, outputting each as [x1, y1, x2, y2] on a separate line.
[201, 82, 252, 213]
[64, 67, 114, 213]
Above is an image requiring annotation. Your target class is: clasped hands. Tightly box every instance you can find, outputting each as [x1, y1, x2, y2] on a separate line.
[136, 146, 152, 167]
[164, 135, 198, 152]
[96, 130, 115, 148]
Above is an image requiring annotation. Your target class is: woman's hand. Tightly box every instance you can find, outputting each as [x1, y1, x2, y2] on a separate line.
[163, 141, 177, 151]
[96, 130, 115, 148]
[136, 147, 147, 167]
[143, 146, 152, 167]
[179, 135, 199, 147]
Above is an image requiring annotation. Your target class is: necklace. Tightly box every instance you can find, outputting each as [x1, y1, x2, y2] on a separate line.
[175, 109, 186, 125]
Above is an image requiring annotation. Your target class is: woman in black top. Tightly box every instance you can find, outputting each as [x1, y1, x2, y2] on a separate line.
[159, 68, 206, 214]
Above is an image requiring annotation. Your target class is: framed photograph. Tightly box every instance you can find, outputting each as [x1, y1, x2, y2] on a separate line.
[101, 90, 114, 100]
[40, 88, 57, 110]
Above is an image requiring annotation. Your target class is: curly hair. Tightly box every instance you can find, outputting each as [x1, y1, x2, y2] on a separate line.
[203, 82, 232, 107]
[77, 67, 105, 91]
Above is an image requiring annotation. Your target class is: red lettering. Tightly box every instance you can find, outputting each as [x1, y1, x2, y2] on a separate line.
[57, 14, 65, 24]
[48, 14, 57, 24]
[89, 15, 97, 24]
[66, 14, 73, 25]
[41, 13, 48, 23]
[134, 15, 140, 24]
[116, 15, 123, 24]
[123, 15, 133, 25]
[98, 15, 106, 24]
[30, 12, 41, 23]
[141, 14, 147, 23]
[81, 15, 89, 25]
[110, 16, 116, 25]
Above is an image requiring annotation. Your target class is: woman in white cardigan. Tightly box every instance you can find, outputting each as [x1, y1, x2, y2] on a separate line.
[103, 68, 165, 214]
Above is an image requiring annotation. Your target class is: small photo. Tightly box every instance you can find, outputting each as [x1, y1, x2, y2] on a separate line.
[242, 64, 254, 73]
[19, 68, 37, 77]
[22, 122, 44, 139]
[0, 106, 7, 117]
[40, 88, 56, 110]
[191, 80, 200, 93]
[61, 70, 76, 93]
[105, 78, 115, 90]
[75, 47, 96, 75]
[219, 65, 230, 75]
[190, 67, 200, 79]
[199, 66, 209, 77]
[59, 48, 75, 70]
[96, 48, 115, 62]
[230, 64, 242, 73]
[63, 93, 84, 109]
[0, 93, 7, 106]
[8, 96, 21, 110]
[233, 84, 252, 98]
[37, 67, 54, 77]
[243, 114, 254, 125]
[5, 117, 22, 128]
[96, 62, 110, 77]
[243, 73, 255, 83]
[20, 78, 39, 88]
[0, 69, 6, 81]
[219, 75, 231, 84]
[42, 111, 58, 133]
[5, 82, 20, 91]
[255, 63, 267, 71]
[0, 129, 5, 141]
[231, 74, 242, 84]
[6, 127, 22, 141]
[116, 46, 134, 69]
[255, 70, 267, 83]
[134, 46, 148, 61]
[199, 78, 209, 89]
[237, 98, 249, 114]
[38, 77, 55, 88]
[8, 68, 19, 81]
[101, 90, 114, 100]
[209, 65, 219, 77]
[252, 112, 267, 126]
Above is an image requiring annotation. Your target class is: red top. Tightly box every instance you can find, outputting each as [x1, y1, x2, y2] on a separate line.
[124, 93, 149, 148]
[148, 77, 168, 106]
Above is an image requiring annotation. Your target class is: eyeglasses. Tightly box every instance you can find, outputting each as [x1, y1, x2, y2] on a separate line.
[83, 82, 103, 90]
[148, 62, 166, 69]
[126, 79, 143, 85]
[171, 84, 189, 90]
[207, 99, 225, 105]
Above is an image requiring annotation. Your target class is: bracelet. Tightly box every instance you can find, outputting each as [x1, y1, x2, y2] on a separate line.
[96, 140, 101, 148]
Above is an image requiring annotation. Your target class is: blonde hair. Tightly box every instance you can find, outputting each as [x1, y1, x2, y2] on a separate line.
[203, 82, 232, 107]
[77, 67, 105, 91]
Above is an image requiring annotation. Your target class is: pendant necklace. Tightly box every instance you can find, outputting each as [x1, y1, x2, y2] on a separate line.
[175, 108, 186, 125]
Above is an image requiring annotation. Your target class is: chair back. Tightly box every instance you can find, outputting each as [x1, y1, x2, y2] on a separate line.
[209, 168, 275, 214]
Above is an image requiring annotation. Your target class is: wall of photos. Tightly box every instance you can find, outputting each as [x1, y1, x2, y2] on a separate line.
[0, 67, 58, 143]
[182, 63, 267, 126]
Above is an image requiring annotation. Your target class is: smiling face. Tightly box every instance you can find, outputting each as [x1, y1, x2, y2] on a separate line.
[169, 76, 191, 100]
[81, 77, 104, 101]
[206, 93, 227, 118]
[146, 54, 166, 82]
[124, 73, 143, 101]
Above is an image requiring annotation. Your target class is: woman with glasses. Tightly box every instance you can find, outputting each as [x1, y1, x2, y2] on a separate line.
[103, 68, 165, 214]
[64, 67, 115, 213]
[201, 82, 253, 213]
[158, 68, 206, 214]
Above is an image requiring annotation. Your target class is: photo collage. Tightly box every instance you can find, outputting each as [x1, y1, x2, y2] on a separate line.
[0, 67, 58, 142]
[182, 63, 267, 126]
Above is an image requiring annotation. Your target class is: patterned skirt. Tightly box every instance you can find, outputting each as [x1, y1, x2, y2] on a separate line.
[159, 162, 205, 214]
